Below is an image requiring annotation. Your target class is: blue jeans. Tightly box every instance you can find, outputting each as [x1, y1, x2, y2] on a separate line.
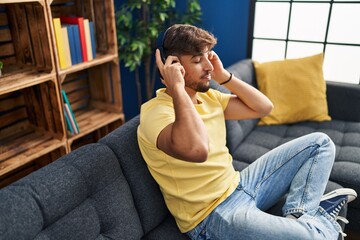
[186, 132, 342, 240]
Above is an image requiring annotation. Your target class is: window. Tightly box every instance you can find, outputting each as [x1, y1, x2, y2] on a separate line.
[248, 0, 360, 84]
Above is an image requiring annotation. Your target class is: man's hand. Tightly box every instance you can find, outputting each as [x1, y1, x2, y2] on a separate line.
[208, 51, 230, 84]
[155, 49, 185, 97]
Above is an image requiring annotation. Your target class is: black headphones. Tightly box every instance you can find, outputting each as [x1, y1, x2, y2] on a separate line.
[158, 26, 171, 64]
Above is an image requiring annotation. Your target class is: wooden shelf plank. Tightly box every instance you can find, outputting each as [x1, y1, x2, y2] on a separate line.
[0, 67, 56, 95]
[0, 128, 64, 176]
[58, 53, 117, 77]
[67, 108, 124, 141]
[0, 0, 45, 4]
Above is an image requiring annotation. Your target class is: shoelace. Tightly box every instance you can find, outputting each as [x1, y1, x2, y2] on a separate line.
[337, 215, 349, 239]
[337, 216, 349, 224]
[339, 231, 347, 240]
[329, 199, 346, 218]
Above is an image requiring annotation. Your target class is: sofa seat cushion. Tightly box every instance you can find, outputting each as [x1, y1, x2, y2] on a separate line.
[0, 143, 143, 239]
[230, 119, 360, 211]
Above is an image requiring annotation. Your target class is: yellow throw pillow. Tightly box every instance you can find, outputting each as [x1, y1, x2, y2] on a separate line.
[254, 53, 331, 125]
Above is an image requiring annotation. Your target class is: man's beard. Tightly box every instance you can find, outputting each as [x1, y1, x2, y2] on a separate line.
[186, 80, 210, 93]
[196, 81, 211, 92]
[185, 73, 211, 93]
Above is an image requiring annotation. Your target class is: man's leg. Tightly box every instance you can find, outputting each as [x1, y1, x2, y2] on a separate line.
[206, 132, 343, 239]
[240, 132, 335, 215]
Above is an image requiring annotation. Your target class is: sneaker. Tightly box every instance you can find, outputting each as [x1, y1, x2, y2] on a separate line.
[320, 188, 357, 219]
[320, 189, 357, 240]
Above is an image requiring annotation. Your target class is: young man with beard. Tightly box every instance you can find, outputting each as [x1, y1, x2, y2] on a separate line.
[137, 24, 357, 240]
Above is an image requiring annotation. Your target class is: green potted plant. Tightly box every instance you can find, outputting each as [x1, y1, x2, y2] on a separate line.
[116, 0, 202, 107]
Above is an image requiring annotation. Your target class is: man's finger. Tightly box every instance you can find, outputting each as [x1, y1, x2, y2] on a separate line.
[155, 49, 164, 68]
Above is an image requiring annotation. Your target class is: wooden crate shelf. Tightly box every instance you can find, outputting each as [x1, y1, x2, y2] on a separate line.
[0, 2, 54, 78]
[60, 60, 123, 149]
[0, 80, 65, 177]
[0, 0, 123, 187]
[48, 0, 118, 71]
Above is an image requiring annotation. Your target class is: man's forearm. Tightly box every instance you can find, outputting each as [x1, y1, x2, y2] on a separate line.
[221, 72, 273, 116]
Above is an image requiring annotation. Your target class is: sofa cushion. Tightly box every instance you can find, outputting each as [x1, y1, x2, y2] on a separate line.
[0, 143, 143, 239]
[254, 53, 331, 125]
[99, 116, 172, 236]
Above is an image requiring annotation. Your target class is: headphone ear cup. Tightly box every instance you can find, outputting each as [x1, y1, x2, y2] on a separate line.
[156, 27, 171, 79]
[158, 47, 166, 64]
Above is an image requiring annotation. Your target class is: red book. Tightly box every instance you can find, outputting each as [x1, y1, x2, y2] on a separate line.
[60, 16, 88, 62]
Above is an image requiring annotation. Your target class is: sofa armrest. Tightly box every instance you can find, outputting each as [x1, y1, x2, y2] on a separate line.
[326, 81, 360, 122]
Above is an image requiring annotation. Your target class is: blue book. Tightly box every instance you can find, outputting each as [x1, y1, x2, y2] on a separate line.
[72, 24, 83, 63]
[89, 21, 96, 59]
[63, 107, 74, 134]
[61, 90, 80, 133]
[65, 25, 78, 65]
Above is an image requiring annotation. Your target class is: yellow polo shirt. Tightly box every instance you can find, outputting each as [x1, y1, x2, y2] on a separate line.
[137, 88, 240, 233]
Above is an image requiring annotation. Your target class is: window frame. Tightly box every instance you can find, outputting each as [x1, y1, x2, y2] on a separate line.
[247, 0, 360, 85]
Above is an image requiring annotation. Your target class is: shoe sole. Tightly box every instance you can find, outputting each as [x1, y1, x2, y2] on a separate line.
[321, 188, 357, 203]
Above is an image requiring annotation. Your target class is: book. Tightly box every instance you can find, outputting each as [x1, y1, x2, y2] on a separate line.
[61, 26, 72, 67]
[65, 25, 78, 65]
[64, 103, 78, 134]
[52, 18, 67, 69]
[72, 24, 83, 63]
[89, 21, 96, 59]
[61, 89, 80, 133]
[60, 16, 88, 62]
[63, 107, 74, 134]
[83, 19, 93, 61]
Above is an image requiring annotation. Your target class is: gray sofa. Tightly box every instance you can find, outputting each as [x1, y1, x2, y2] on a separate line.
[212, 59, 360, 232]
[0, 59, 359, 239]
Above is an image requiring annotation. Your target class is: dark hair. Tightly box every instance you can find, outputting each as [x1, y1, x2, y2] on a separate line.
[162, 24, 217, 58]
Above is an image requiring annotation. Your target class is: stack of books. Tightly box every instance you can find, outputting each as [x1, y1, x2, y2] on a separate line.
[53, 17, 97, 69]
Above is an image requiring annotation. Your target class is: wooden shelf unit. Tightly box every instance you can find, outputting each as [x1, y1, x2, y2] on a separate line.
[48, 0, 124, 152]
[0, 0, 124, 187]
[0, 1, 67, 185]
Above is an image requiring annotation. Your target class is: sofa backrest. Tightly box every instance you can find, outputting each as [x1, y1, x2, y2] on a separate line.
[99, 116, 168, 235]
[0, 143, 144, 239]
[210, 59, 259, 159]
[99, 116, 183, 239]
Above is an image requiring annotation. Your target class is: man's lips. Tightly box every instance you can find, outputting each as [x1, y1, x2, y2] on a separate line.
[201, 73, 212, 80]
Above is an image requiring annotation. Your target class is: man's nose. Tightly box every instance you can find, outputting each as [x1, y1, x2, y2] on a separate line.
[204, 58, 214, 71]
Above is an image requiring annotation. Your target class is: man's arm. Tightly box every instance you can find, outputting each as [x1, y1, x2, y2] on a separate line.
[209, 51, 273, 120]
[155, 50, 209, 163]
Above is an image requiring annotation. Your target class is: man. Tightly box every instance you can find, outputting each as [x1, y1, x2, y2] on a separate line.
[137, 24, 357, 240]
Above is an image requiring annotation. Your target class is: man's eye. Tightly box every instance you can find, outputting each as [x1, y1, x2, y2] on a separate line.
[193, 58, 201, 63]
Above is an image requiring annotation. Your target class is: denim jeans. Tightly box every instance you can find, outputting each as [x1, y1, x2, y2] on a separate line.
[186, 132, 342, 240]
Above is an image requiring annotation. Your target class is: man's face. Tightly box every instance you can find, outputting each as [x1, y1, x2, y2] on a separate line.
[179, 49, 214, 93]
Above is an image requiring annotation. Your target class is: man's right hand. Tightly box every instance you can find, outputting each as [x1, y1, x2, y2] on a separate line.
[155, 49, 186, 97]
